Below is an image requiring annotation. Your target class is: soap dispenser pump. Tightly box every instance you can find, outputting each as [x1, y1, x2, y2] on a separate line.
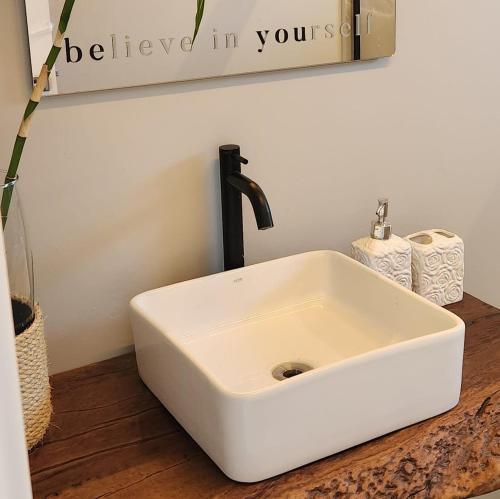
[371, 198, 391, 240]
[352, 198, 412, 289]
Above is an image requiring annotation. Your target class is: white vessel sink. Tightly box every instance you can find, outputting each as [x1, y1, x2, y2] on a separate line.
[130, 251, 464, 482]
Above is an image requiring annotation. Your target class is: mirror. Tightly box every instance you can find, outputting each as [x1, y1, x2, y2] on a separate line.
[24, 0, 396, 95]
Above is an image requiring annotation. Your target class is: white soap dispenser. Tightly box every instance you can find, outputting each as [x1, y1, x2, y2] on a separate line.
[351, 199, 412, 289]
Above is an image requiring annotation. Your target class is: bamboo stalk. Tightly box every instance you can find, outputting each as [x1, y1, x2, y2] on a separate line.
[1, 0, 76, 229]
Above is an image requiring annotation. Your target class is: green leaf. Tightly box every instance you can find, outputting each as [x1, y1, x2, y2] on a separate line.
[192, 0, 205, 44]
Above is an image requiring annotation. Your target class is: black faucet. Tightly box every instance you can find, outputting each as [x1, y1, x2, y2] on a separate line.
[219, 144, 273, 271]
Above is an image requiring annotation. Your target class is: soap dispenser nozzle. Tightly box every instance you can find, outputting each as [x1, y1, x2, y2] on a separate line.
[371, 198, 392, 240]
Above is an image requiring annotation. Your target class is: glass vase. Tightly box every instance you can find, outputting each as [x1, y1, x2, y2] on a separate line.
[1, 171, 35, 335]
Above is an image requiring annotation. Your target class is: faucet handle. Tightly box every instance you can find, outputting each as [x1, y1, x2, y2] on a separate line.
[232, 154, 248, 165]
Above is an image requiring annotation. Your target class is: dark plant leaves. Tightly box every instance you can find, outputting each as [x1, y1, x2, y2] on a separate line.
[193, 0, 205, 43]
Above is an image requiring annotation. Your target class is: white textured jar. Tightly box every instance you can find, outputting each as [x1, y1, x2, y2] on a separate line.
[352, 235, 412, 289]
[406, 229, 464, 306]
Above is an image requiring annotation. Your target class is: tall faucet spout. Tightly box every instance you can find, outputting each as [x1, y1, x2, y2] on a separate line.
[226, 172, 274, 230]
[219, 144, 273, 270]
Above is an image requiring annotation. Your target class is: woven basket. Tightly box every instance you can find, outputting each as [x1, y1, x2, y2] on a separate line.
[15, 305, 52, 449]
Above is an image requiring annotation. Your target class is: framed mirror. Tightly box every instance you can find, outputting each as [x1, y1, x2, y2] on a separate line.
[24, 0, 396, 95]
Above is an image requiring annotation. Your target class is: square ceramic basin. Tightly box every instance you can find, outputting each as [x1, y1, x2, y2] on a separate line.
[130, 251, 464, 482]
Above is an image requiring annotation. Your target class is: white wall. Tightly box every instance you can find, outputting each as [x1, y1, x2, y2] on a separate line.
[1, 0, 499, 374]
[0, 229, 32, 499]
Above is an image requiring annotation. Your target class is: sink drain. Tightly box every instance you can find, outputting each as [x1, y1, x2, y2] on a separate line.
[272, 362, 313, 381]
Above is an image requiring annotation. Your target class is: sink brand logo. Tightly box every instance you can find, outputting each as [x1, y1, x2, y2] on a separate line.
[63, 14, 374, 64]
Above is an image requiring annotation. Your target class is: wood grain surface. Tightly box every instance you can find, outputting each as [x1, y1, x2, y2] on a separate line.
[29, 293, 500, 498]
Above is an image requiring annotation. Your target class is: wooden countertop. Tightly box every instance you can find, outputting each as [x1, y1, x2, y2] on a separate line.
[30, 293, 499, 498]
